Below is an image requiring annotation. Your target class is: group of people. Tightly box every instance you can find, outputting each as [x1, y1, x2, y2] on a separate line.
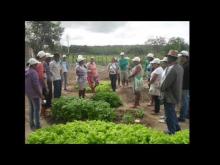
[143, 50, 189, 134]
[106, 50, 189, 134]
[25, 51, 69, 130]
[25, 49, 189, 135]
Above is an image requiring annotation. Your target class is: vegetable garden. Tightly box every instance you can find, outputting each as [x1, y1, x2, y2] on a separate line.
[25, 64, 189, 144]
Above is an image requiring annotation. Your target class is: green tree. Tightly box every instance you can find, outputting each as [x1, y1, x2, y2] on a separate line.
[25, 21, 64, 55]
[164, 37, 189, 53]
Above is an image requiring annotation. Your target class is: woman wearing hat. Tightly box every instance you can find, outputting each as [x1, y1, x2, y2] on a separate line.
[86, 57, 99, 93]
[148, 58, 164, 115]
[76, 56, 87, 98]
[107, 57, 120, 92]
[25, 58, 44, 130]
[128, 57, 143, 108]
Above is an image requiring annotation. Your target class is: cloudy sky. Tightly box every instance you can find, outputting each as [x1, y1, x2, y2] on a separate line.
[60, 21, 189, 46]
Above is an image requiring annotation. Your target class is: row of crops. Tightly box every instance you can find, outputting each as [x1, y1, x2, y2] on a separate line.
[27, 81, 190, 144]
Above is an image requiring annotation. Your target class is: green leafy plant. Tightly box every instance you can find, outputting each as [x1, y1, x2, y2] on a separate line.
[95, 81, 112, 93]
[91, 91, 122, 108]
[135, 109, 145, 119]
[122, 112, 135, 124]
[27, 120, 190, 144]
[51, 97, 115, 122]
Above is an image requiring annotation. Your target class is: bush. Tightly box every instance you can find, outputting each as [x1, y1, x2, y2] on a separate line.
[135, 109, 145, 119]
[91, 91, 122, 108]
[27, 120, 190, 144]
[95, 81, 112, 93]
[51, 97, 115, 122]
[122, 113, 135, 124]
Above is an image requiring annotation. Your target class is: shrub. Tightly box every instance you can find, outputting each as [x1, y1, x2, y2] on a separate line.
[122, 112, 135, 124]
[135, 109, 145, 119]
[91, 91, 122, 108]
[51, 97, 115, 122]
[95, 81, 112, 93]
[27, 120, 190, 144]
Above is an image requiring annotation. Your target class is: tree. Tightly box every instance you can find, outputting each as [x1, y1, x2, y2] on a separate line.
[145, 36, 166, 54]
[25, 21, 64, 55]
[164, 37, 189, 52]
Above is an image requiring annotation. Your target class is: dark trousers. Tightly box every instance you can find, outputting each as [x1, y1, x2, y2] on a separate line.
[164, 101, 181, 134]
[109, 74, 117, 91]
[53, 80, 62, 98]
[154, 96, 160, 113]
[45, 80, 52, 108]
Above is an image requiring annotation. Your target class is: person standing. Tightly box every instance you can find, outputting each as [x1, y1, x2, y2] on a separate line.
[86, 57, 99, 93]
[25, 58, 44, 130]
[76, 56, 87, 98]
[178, 50, 190, 122]
[119, 52, 129, 88]
[49, 53, 62, 98]
[146, 53, 155, 106]
[35, 51, 48, 117]
[160, 50, 183, 134]
[107, 57, 120, 92]
[128, 57, 143, 108]
[44, 53, 54, 110]
[148, 58, 164, 114]
[61, 54, 69, 91]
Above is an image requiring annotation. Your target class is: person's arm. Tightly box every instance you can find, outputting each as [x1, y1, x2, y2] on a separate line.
[149, 74, 158, 85]
[129, 65, 141, 78]
[160, 69, 176, 92]
[31, 71, 43, 99]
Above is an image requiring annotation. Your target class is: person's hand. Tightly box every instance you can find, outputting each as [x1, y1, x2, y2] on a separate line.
[41, 95, 45, 100]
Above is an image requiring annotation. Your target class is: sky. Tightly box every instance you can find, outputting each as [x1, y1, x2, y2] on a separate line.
[60, 21, 189, 46]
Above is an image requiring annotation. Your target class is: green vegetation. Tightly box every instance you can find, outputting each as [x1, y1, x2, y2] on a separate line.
[51, 96, 115, 122]
[27, 120, 190, 144]
[122, 113, 135, 124]
[91, 91, 122, 108]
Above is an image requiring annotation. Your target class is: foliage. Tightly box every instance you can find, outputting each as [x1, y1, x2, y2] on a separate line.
[135, 109, 145, 119]
[91, 91, 122, 108]
[95, 81, 112, 93]
[25, 21, 64, 55]
[27, 120, 190, 144]
[51, 96, 115, 122]
[122, 112, 135, 124]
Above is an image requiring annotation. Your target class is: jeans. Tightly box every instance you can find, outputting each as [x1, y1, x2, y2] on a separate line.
[109, 74, 117, 91]
[179, 90, 189, 120]
[164, 101, 181, 134]
[28, 97, 41, 129]
[154, 96, 160, 113]
[53, 80, 62, 98]
[62, 72, 68, 89]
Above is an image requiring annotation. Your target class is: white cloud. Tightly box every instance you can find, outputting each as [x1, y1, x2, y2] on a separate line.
[60, 21, 189, 46]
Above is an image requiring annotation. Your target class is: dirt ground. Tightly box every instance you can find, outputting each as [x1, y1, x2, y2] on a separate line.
[25, 64, 189, 143]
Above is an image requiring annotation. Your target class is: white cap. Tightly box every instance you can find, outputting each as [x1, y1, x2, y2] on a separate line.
[37, 51, 46, 58]
[120, 52, 125, 55]
[124, 57, 130, 60]
[28, 58, 40, 65]
[178, 54, 182, 57]
[147, 53, 154, 58]
[78, 54, 83, 58]
[150, 58, 160, 64]
[160, 57, 168, 62]
[63, 54, 66, 58]
[77, 56, 86, 62]
[180, 50, 189, 57]
[132, 57, 141, 62]
[45, 53, 54, 58]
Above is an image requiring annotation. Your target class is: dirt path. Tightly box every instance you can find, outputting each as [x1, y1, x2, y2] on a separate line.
[25, 64, 189, 143]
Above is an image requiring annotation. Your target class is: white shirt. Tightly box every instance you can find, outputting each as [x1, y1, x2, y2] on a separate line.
[49, 60, 62, 81]
[150, 66, 163, 82]
[160, 65, 174, 84]
[62, 61, 68, 72]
